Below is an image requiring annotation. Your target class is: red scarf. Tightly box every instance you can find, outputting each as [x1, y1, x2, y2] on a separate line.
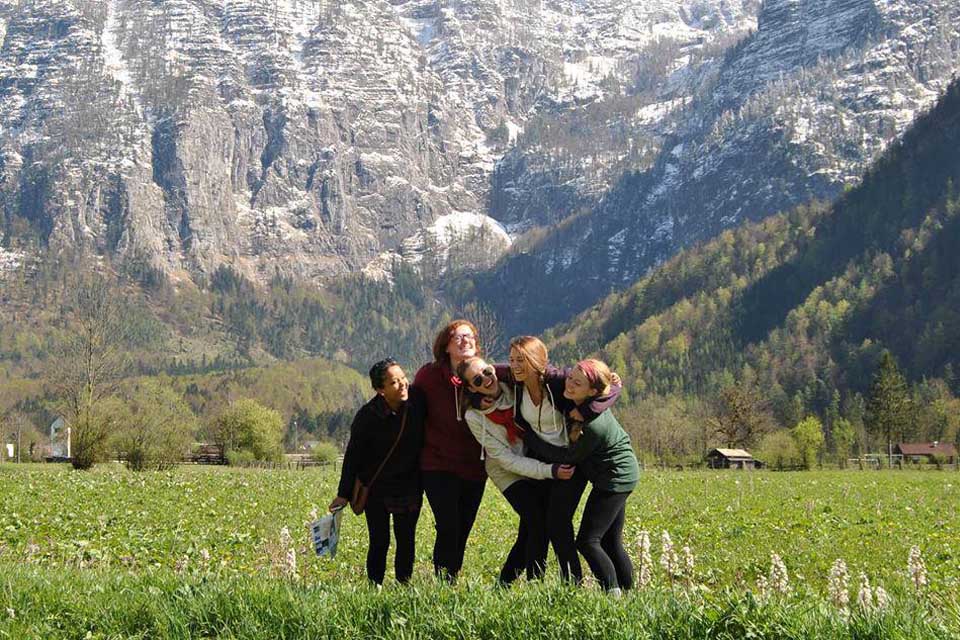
[485, 408, 525, 445]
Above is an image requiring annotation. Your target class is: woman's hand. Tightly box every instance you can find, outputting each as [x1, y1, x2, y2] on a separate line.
[552, 464, 576, 480]
[611, 372, 622, 387]
[328, 496, 348, 513]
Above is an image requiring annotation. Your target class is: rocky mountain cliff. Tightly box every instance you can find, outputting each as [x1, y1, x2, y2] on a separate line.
[479, 0, 960, 333]
[1, 0, 958, 337]
[0, 0, 757, 284]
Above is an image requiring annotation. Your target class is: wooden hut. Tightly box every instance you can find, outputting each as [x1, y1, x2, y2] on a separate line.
[894, 442, 958, 465]
[706, 448, 761, 470]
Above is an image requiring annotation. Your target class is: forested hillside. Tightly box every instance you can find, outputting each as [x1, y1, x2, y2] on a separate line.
[547, 78, 960, 464]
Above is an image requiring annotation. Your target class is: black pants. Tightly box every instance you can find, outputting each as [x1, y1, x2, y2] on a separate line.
[546, 471, 588, 583]
[364, 495, 420, 585]
[499, 479, 550, 585]
[422, 471, 486, 581]
[576, 487, 633, 591]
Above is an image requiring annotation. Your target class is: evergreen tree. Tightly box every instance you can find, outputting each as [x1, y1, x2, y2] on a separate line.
[865, 351, 913, 461]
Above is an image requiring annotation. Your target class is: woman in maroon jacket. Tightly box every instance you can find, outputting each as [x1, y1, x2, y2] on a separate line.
[413, 319, 486, 582]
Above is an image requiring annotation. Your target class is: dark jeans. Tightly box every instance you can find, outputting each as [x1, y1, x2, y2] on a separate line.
[364, 495, 421, 585]
[422, 471, 486, 582]
[499, 479, 550, 585]
[546, 471, 588, 583]
[576, 487, 633, 591]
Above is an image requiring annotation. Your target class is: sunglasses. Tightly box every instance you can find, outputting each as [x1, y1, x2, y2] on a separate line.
[470, 366, 495, 388]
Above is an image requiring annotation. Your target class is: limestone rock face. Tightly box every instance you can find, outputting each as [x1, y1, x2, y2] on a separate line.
[478, 0, 960, 333]
[1, 0, 957, 331]
[0, 0, 759, 283]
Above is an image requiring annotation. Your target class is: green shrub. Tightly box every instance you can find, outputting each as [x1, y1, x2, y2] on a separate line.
[225, 449, 256, 467]
[214, 399, 284, 464]
[311, 441, 339, 465]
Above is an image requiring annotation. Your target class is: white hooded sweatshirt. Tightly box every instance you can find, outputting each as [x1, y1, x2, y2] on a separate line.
[464, 383, 555, 492]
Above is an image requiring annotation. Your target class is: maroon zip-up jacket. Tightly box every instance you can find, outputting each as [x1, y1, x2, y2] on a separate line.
[414, 360, 486, 482]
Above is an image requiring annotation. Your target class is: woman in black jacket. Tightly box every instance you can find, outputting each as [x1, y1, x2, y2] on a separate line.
[329, 358, 424, 585]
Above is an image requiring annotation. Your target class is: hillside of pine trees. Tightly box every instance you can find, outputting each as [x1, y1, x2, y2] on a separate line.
[546, 78, 960, 465]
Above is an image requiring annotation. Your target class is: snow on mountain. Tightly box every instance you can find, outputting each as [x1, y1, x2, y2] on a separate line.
[478, 0, 960, 334]
[0, 0, 957, 337]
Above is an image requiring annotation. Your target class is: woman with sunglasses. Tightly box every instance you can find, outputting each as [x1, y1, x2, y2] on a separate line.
[522, 359, 639, 597]
[457, 355, 576, 586]
[495, 336, 621, 584]
[412, 319, 487, 582]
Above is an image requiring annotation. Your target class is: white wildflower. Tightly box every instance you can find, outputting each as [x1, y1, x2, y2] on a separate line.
[768, 553, 790, 595]
[908, 545, 927, 591]
[827, 559, 849, 611]
[6, 608, 14, 620]
[756, 574, 770, 604]
[681, 546, 695, 583]
[660, 531, 680, 580]
[636, 530, 653, 588]
[874, 585, 890, 611]
[275, 526, 298, 579]
[174, 555, 189, 575]
[857, 572, 873, 612]
[284, 547, 297, 579]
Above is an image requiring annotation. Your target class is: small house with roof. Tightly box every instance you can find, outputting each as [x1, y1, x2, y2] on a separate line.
[894, 442, 957, 465]
[706, 448, 762, 470]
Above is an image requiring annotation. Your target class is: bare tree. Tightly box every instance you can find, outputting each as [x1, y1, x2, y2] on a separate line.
[47, 276, 131, 469]
[709, 384, 774, 450]
[457, 300, 505, 361]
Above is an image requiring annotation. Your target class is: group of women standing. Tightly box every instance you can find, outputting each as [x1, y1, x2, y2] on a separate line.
[329, 319, 639, 596]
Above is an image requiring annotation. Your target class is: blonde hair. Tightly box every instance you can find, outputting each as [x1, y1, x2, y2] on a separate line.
[576, 359, 612, 396]
[509, 336, 548, 378]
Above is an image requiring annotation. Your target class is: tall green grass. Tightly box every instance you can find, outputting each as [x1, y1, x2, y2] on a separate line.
[2, 465, 959, 637]
[2, 567, 958, 639]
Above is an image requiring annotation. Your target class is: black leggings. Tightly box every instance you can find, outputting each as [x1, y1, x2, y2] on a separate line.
[364, 495, 420, 585]
[546, 471, 588, 583]
[422, 471, 486, 581]
[576, 488, 633, 591]
[499, 479, 550, 585]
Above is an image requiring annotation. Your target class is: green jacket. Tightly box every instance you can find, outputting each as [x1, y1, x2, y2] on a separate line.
[523, 409, 639, 493]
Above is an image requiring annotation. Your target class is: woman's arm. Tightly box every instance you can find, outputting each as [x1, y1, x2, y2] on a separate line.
[494, 363, 514, 385]
[465, 411, 555, 480]
[335, 406, 370, 500]
[406, 386, 427, 450]
[544, 365, 621, 422]
[522, 422, 603, 464]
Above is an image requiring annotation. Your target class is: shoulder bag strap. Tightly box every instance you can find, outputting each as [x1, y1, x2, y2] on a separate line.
[366, 405, 407, 490]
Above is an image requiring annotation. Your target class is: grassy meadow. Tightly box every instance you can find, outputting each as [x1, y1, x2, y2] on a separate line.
[1, 464, 958, 638]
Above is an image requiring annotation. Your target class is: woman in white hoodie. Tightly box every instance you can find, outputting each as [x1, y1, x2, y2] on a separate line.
[457, 355, 575, 585]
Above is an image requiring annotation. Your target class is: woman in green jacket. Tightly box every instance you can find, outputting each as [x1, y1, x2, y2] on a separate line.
[522, 358, 639, 597]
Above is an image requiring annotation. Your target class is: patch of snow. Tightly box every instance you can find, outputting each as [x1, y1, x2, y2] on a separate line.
[505, 120, 523, 144]
[424, 211, 511, 247]
[634, 97, 689, 125]
[0, 246, 25, 274]
[398, 16, 437, 47]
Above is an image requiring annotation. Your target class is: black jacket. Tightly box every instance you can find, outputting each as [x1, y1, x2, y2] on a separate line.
[336, 389, 425, 500]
